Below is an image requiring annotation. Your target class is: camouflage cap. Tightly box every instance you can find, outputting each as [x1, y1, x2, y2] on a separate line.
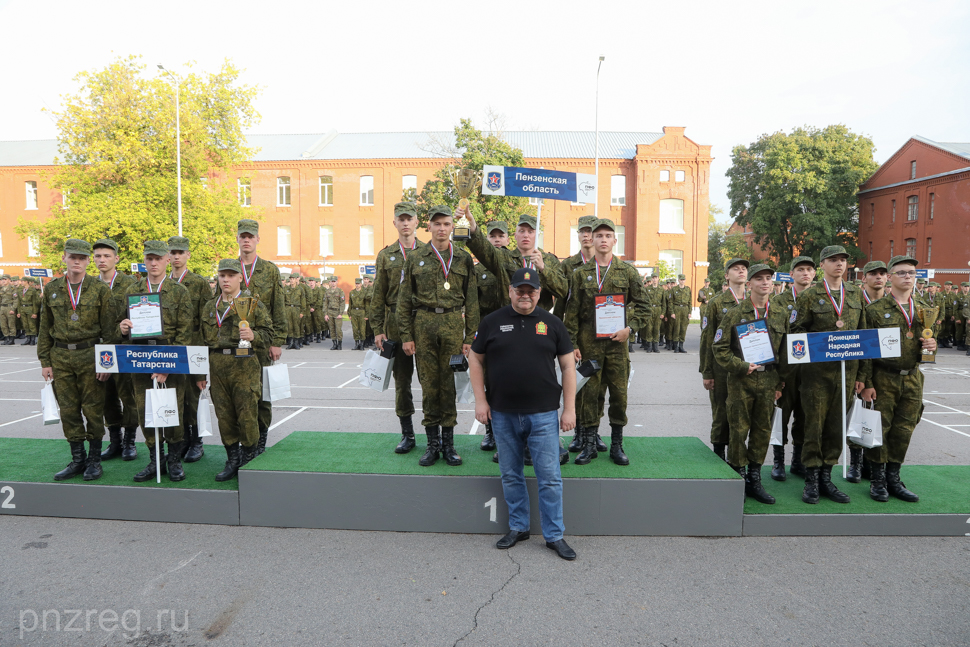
[394, 202, 418, 218]
[944, 280, 953, 285]
[703, 277, 710, 282]
[217, 259, 242, 273]
[64, 238, 93, 256]
[143, 240, 169, 256]
[237, 219, 259, 235]
[577, 215, 597, 229]
[167, 236, 190, 252]
[592, 218, 616, 232]
[888, 255, 919, 271]
[517, 214, 537, 229]
[790, 255, 816, 269]
[329, 276, 339, 282]
[92, 238, 119, 253]
[355, 278, 362, 284]
[428, 205, 452, 221]
[853, 280, 863, 285]
[486, 220, 508, 235]
[747, 263, 774, 278]
[287, 273, 301, 280]
[930, 281, 940, 288]
[773, 280, 781, 285]
[961, 282, 969, 287]
[677, 274, 686, 280]
[819, 245, 849, 260]
[725, 257, 750, 270]
[863, 260, 887, 274]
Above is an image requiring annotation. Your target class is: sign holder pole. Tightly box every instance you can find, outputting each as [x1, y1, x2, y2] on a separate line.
[153, 378, 162, 484]
[534, 200, 542, 258]
[841, 360, 847, 479]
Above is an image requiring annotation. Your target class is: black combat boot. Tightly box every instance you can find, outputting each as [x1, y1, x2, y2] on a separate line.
[818, 465, 850, 503]
[595, 431, 607, 452]
[441, 427, 462, 466]
[966, 347, 970, 356]
[659, 334, 665, 347]
[17, 330, 24, 339]
[802, 467, 820, 504]
[331, 339, 337, 350]
[846, 447, 863, 483]
[609, 425, 629, 465]
[770, 445, 786, 481]
[940, 337, 951, 348]
[419, 426, 441, 466]
[2, 336, 11, 345]
[54, 441, 87, 481]
[133, 444, 166, 482]
[790, 444, 806, 477]
[285, 337, 294, 350]
[20, 335, 30, 345]
[575, 427, 598, 465]
[653, 342, 660, 353]
[256, 424, 268, 456]
[83, 440, 103, 481]
[640, 338, 648, 350]
[101, 426, 123, 460]
[215, 445, 241, 482]
[678, 341, 687, 353]
[240, 444, 258, 467]
[184, 425, 204, 463]
[712, 443, 727, 462]
[337, 340, 343, 350]
[480, 422, 495, 451]
[568, 426, 584, 452]
[121, 427, 138, 461]
[745, 463, 775, 503]
[886, 462, 919, 502]
[167, 441, 186, 481]
[869, 462, 889, 502]
[395, 416, 416, 454]
[628, 340, 635, 353]
[559, 438, 569, 465]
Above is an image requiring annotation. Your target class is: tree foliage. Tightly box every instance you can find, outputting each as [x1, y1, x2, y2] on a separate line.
[726, 125, 878, 265]
[17, 55, 261, 274]
[706, 204, 729, 286]
[655, 260, 676, 282]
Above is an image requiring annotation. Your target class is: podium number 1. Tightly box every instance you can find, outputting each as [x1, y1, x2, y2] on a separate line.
[484, 497, 496, 523]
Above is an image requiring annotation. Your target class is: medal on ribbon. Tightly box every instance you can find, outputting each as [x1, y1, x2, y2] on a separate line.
[66, 278, 82, 321]
[824, 281, 845, 328]
[431, 242, 454, 291]
[241, 257, 257, 288]
[595, 259, 612, 293]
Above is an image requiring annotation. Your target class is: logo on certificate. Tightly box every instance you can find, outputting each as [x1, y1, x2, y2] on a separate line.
[535, 322, 547, 336]
[486, 172, 502, 191]
[140, 296, 149, 305]
[791, 340, 806, 359]
[99, 350, 115, 369]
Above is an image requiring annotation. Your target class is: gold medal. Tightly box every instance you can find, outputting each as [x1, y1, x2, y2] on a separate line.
[835, 319, 844, 328]
[443, 281, 450, 291]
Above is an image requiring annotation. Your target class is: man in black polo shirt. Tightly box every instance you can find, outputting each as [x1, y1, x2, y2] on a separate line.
[469, 268, 577, 561]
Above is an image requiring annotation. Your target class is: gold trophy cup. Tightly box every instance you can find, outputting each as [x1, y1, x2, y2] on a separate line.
[916, 305, 939, 364]
[449, 167, 482, 241]
[229, 293, 260, 358]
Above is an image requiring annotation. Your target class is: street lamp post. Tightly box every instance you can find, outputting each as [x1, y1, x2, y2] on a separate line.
[157, 64, 183, 236]
[594, 56, 605, 218]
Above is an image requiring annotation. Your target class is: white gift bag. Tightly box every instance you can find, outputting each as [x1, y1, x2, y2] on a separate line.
[769, 407, 784, 446]
[262, 363, 291, 402]
[197, 389, 214, 437]
[41, 380, 60, 426]
[847, 399, 883, 449]
[455, 371, 475, 404]
[358, 350, 394, 392]
[144, 383, 180, 428]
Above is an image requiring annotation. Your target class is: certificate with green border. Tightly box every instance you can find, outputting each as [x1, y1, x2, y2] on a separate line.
[127, 293, 164, 340]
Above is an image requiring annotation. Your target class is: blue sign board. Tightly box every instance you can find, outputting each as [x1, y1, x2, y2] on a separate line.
[786, 329, 901, 364]
[24, 268, 53, 278]
[361, 265, 376, 277]
[95, 345, 209, 375]
[131, 263, 147, 273]
[773, 272, 793, 283]
[480, 165, 597, 204]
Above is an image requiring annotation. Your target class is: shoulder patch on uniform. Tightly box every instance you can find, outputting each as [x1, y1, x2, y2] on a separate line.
[390, 256, 395, 261]
[787, 304, 793, 310]
[790, 310, 797, 323]
[587, 275, 593, 281]
[483, 274, 487, 280]
[819, 299, 825, 305]
[884, 313, 891, 318]
[702, 316, 708, 330]
[713, 329, 723, 343]
[722, 307, 727, 313]
[419, 261, 425, 266]
[740, 318, 747, 323]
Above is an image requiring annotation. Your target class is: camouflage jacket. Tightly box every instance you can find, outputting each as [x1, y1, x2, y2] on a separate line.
[121, 277, 193, 347]
[239, 256, 286, 348]
[369, 239, 423, 336]
[563, 257, 648, 349]
[398, 241, 479, 345]
[552, 251, 592, 320]
[713, 297, 791, 383]
[667, 285, 692, 314]
[473, 261, 503, 319]
[200, 294, 274, 350]
[699, 287, 746, 379]
[861, 294, 937, 381]
[325, 286, 345, 314]
[170, 269, 210, 346]
[348, 288, 366, 310]
[37, 275, 116, 368]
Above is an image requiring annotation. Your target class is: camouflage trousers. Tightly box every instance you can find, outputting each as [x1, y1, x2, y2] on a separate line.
[778, 368, 805, 446]
[384, 310, 415, 419]
[956, 318, 965, 346]
[660, 316, 669, 339]
[577, 333, 630, 428]
[257, 348, 272, 437]
[286, 307, 302, 338]
[132, 373, 186, 449]
[669, 306, 690, 342]
[726, 368, 780, 467]
[642, 311, 661, 342]
[303, 311, 313, 337]
[327, 313, 343, 340]
[312, 310, 326, 335]
[209, 353, 260, 447]
[709, 363, 730, 446]
[19, 312, 38, 335]
[799, 361, 860, 468]
[0, 309, 16, 337]
[183, 375, 203, 430]
[104, 372, 138, 429]
[865, 367, 924, 465]
[413, 310, 462, 428]
[51, 346, 106, 442]
[350, 309, 366, 340]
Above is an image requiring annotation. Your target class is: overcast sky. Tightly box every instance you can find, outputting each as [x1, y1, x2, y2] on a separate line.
[1, 0, 967, 223]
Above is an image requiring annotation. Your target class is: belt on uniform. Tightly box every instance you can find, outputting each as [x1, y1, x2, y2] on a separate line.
[416, 306, 459, 314]
[133, 338, 171, 346]
[754, 364, 776, 372]
[54, 340, 97, 350]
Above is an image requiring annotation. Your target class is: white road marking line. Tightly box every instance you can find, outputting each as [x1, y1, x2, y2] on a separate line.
[0, 380, 45, 384]
[0, 398, 41, 401]
[0, 413, 42, 427]
[923, 393, 970, 395]
[336, 376, 359, 388]
[0, 367, 42, 376]
[333, 363, 344, 368]
[921, 417, 970, 438]
[290, 362, 306, 368]
[268, 406, 308, 431]
[922, 399, 970, 417]
[291, 384, 421, 391]
[271, 405, 475, 412]
[469, 419, 481, 435]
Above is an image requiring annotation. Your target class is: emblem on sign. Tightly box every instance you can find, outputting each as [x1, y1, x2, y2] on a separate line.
[99, 350, 115, 369]
[486, 172, 502, 191]
[791, 340, 806, 360]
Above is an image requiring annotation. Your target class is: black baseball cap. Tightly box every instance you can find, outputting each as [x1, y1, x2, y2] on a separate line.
[510, 267, 540, 289]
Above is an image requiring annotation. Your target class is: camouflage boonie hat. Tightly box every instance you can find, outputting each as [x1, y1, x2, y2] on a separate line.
[394, 202, 418, 218]
[790, 255, 816, 269]
[863, 260, 887, 274]
[428, 205, 452, 220]
[820, 245, 849, 260]
[217, 259, 242, 273]
[355, 278, 362, 284]
[747, 263, 774, 278]
[677, 274, 686, 280]
[92, 238, 119, 253]
[486, 220, 508, 235]
[577, 215, 597, 229]
[64, 238, 93, 256]
[237, 219, 259, 235]
[592, 218, 616, 232]
[167, 236, 190, 252]
[725, 257, 750, 270]
[143, 240, 169, 256]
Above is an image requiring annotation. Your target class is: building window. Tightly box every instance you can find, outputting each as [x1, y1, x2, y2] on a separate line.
[28, 236, 40, 257]
[905, 238, 916, 258]
[319, 225, 334, 256]
[402, 174, 417, 195]
[528, 197, 545, 206]
[659, 198, 685, 233]
[675, 170, 685, 182]
[238, 178, 251, 206]
[659, 170, 670, 182]
[360, 225, 375, 255]
[610, 175, 626, 206]
[277, 177, 291, 206]
[277, 226, 292, 256]
[929, 193, 934, 219]
[890, 240, 894, 257]
[907, 195, 918, 221]
[891, 199, 896, 223]
[360, 176, 374, 206]
[25, 181, 38, 210]
[659, 249, 684, 276]
[870, 203, 874, 226]
[569, 225, 580, 255]
[910, 161, 916, 179]
[926, 238, 932, 264]
[613, 225, 625, 256]
[319, 176, 333, 206]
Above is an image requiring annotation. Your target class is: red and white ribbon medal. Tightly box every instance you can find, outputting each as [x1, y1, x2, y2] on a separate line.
[241, 257, 257, 288]
[595, 258, 612, 293]
[728, 286, 743, 304]
[825, 281, 845, 328]
[66, 278, 82, 321]
[173, 268, 188, 284]
[753, 300, 769, 321]
[431, 242, 454, 290]
[148, 276, 165, 294]
[214, 292, 238, 328]
[399, 240, 416, 284]
[896, 295, 915, 339]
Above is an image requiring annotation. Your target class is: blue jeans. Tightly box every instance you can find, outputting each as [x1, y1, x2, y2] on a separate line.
[491, 409, 564, 542]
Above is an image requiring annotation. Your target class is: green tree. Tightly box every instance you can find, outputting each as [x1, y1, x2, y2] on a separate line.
[706, 204, 729, 286]
[726, 125, 878, 265]
[655, 260, 675, 282]
[720, 232, 752, 265]
[17, 55, 261, 274]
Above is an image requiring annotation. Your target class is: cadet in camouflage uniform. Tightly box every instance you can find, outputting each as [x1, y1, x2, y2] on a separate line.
[371, 202, 423, 452]
[325, 276, 345, 349]
[236, 219, 287, 454]
[283, 273, 306, 349]
[792, 245, 869, 504]
[697, 278, 714, 311]
[914, 278, 928, 306]
[198, 259, 275, 481]
[552, 215, 597, 321]
[311, 277, 327, 342]
[168, 236, 212, 463]
[564, 218, 647, 465]
[0, 275, 18, 344]
[17, 276, 42, 345]
[299, 275, 312, 345]
[858, 255, 936, 502]
[641, 274, 664, 352]
[349, 278, 366, 349]
[713, 264, 790, 504]
[120, 240, 193, 483]
[956, 282, 969, 352]
[659, 279, 670, 348]
[39, 239, 116, 482]
[940, 281, 954, 348]
[362, 276, 375, 348]
[666, 274, 692, 353]
[93, 238, 139, 462]
[399, 205, 479, 467]
[699, 258, 749, 461]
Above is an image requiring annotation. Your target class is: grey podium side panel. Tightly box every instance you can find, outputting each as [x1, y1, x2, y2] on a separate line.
[743, 513, 970, 537]
[0, 481, 239, 525]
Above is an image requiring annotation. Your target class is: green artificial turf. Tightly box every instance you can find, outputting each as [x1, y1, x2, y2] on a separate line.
[744, 465, 970, 515]
[242, 431, 741, 480]
[0, 437, 238, 490]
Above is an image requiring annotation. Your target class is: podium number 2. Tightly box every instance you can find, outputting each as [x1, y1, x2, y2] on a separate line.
[484, 497, 496, 523]
[1, 486, 14, 509]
